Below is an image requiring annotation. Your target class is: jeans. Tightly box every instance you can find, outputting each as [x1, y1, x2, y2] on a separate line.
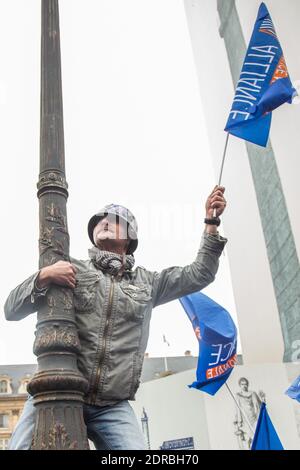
[9, 395, 146, 450]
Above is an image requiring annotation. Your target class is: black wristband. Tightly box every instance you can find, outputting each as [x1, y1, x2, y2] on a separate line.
[204, 217, 221, 226]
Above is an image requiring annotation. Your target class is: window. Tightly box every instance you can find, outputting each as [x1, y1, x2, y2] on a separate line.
[0, 380, 8, 394]
[0, 414, 9, 429]
[0, 439, 9, 450]
[0, 377, 11, 394]
[18, 376, 32, 394]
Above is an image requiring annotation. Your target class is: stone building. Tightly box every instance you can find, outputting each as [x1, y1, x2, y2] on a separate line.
[0, 365, 36, 450]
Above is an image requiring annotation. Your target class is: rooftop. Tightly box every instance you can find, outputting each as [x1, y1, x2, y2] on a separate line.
[0, 354, 243, 395]
[0, 364, 37, 396]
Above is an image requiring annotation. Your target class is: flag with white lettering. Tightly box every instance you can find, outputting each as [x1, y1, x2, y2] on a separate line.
[225, 2, 296, 147]
[179, 292, 237, 396]
[285, 374, 300, 402]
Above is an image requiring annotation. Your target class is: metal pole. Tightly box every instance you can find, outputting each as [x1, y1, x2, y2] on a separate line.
[141, 408, 151, 450]
[213, 132, 230, 217]
[28, 0, 89, 449]
[225, 383, 255, 435]
[163, 335, 170, 372]
[218, 132, 230, 186]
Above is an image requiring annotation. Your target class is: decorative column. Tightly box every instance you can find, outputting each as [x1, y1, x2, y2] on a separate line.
[27, 0, 89, 449]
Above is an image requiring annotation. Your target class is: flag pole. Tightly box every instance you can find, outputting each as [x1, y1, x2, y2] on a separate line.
[213, 132, 230, 217]
[163, 334, 170, 372]
[225, 383, 255, 435]
[217, 132, 230, 186]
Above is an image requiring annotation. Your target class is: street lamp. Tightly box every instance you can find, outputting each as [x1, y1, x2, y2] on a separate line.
[27, 0, 89, 450]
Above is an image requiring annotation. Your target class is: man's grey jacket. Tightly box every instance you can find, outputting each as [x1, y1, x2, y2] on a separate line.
[4, 233, 226, 407]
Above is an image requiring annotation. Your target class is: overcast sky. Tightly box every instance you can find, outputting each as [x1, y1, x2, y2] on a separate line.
[0, 0, 239, 365]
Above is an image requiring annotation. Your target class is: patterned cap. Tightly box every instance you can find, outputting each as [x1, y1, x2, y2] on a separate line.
[88, 204, 138, 254]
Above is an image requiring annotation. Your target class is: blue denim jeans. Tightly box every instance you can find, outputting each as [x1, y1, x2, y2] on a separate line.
[9, 395, 146, 450]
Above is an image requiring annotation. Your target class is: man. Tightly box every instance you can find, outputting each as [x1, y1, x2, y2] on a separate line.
[4, 186, 227, 450]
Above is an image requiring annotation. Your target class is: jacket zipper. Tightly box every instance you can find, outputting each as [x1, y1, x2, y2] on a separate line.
[91, 275, 115, 405]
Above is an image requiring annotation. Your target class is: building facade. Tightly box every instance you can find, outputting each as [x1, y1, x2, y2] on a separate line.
[132, 361, 300, 450]
[1, 356, 299, 450]
[0, 365, 36, 450]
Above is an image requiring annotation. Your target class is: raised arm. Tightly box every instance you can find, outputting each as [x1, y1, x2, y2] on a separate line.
[151, 186, 227, 307]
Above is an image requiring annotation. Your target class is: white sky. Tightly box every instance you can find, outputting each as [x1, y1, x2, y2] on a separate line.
[0, 0, 239, 365]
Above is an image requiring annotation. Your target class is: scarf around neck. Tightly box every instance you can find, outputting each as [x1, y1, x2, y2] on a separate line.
[88, 247, 135, 276]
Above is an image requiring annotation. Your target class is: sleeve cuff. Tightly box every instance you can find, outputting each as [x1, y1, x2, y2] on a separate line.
[199, 232, 227, 254]
[30, 271, 49, 304]
[202, 231, 227, 244]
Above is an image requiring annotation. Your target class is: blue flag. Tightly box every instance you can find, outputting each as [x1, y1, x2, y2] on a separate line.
[251, 402, 284, 450]
[285, 374, 300, 402]
[179, 292, 237, 396]
[225, 2, 296, 147]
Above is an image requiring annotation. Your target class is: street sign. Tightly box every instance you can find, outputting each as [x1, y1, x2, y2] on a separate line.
[160, 437, 194, 450]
